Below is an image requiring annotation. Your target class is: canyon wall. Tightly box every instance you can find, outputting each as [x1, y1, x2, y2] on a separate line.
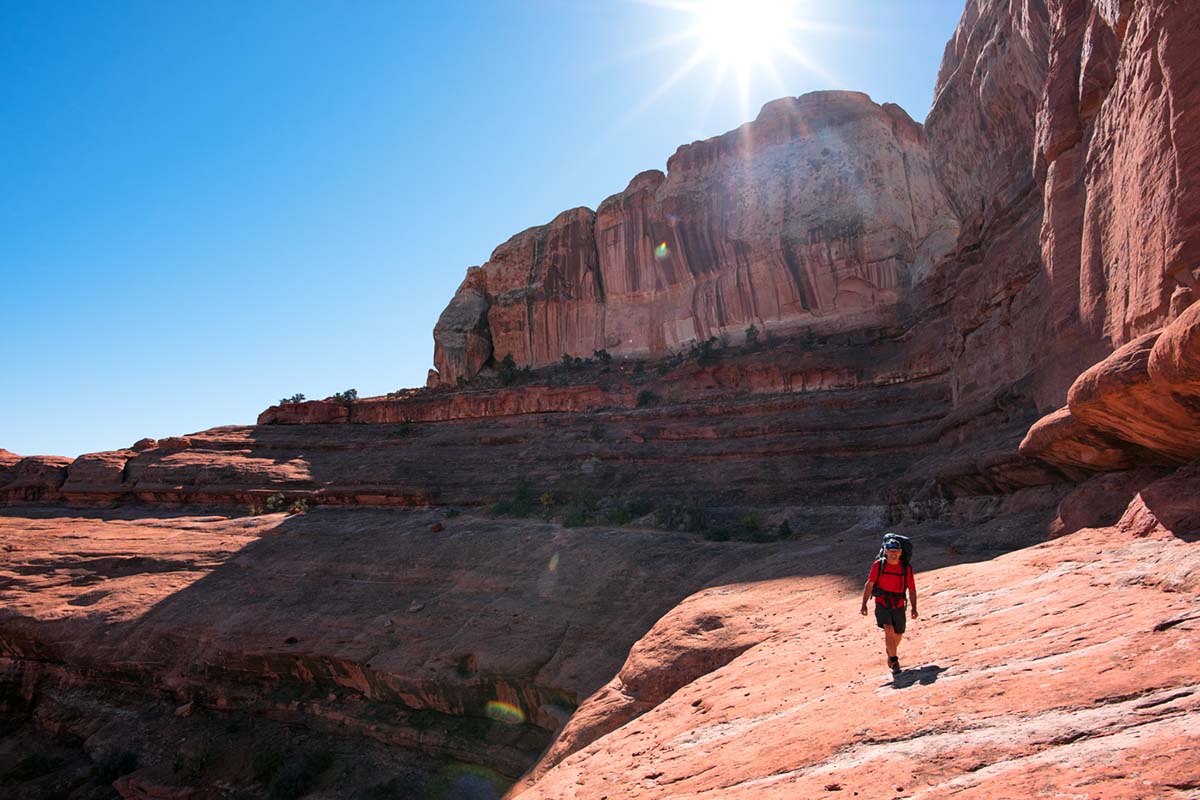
[432, 92, 959, 385]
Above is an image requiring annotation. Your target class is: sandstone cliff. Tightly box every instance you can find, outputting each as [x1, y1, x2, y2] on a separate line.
[432, 91, 959, 385]
[3, 0, 1200, 796]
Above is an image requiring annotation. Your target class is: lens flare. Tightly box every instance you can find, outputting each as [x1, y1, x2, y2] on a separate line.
[655, 241, 670, 260]
[548, 552, 560, 572]
[485, 700, 526, 725]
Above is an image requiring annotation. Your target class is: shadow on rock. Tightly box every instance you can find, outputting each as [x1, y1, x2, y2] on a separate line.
[889, 665, 946, 689]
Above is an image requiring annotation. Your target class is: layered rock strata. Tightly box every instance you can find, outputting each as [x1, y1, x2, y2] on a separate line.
[0, 505, 976, 797]
[432, 91, 959, 385]
[512, 464, 1200, 798]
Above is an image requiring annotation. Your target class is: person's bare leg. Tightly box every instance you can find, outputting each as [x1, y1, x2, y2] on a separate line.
[884, 625, 897, 658]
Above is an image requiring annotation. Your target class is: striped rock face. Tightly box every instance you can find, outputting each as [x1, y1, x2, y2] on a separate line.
[431, 91, 959, 385]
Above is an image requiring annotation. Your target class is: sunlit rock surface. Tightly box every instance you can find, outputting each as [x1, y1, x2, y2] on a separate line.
[432, 91, 958, 383]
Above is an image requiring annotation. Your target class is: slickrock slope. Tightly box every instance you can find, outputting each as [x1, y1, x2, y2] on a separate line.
[432, 91, 959, 385]
[0, 505, 972, 798]
[513, 464, 1200, 799]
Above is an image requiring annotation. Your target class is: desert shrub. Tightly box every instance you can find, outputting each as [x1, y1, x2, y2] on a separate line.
[491, 480, 536, 517]
[593, 348, 612, 363]
[331, 388, 358, 403]
[497, 353, 519, 387]
[738, 512, 764, 536]
[279, 393, 305, 405]
[2, 753, 64, 784]
[605, 506, 633, 525]
[776, 520, 794, 539]
[744, 324, 760, 348]
[688, 336, 719, 363]
[288, 499, 309, 515]
[265, 493, 287, 513]
[561, 505, 589, 528]
[561, 353, 573, 368]
[94, 750, 138, 783]
[247, 503, 264, 516]
[539, 492, 557, 519]
[636, 390, 659, 408]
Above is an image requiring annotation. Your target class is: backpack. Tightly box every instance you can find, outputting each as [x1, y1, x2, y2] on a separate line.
[871, 533, 912, 606]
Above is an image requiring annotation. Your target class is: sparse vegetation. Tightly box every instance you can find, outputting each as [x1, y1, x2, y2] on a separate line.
[331, 388, 358, 403]
[744, 324, 760, 349]
[498, 353, 520, 386]
[776, 520, 794, 539]
[560, 505, 588, 528]
[279, 393, 306, 405]
[490, 480, 536, 517]
[688, 336, 720, 363]
[265, 493, 287, 513]
[289, 499, 309, 515]
[593, 348, 612, 363]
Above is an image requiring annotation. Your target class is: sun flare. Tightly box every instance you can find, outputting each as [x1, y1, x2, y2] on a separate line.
[629, 0, 840, 123]
[694, 0, 795, 73]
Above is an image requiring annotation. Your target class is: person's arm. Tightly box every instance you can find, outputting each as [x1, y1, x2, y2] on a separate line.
[860, 562, 877, 616]
[908, 572, 918, 618]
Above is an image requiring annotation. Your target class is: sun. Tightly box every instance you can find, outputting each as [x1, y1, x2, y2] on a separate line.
[626, 0, 838, 124]
[694, 0, 795, 73]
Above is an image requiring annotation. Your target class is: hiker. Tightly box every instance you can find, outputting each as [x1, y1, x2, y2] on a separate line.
[860, 534, 918, 674]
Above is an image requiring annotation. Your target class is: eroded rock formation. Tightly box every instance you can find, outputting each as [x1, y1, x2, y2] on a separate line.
[3, 0, 1200, 796]
[512, 467, 1200, 798]
[431, 91, 959, 385]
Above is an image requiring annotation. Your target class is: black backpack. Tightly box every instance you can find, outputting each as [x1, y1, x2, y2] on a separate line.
[872, 533, 912, 606]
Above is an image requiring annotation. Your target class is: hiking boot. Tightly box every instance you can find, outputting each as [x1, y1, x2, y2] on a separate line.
[888, 656, 901, 674]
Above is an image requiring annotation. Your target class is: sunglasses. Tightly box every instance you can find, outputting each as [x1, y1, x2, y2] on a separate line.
[884, 543, 901, 550]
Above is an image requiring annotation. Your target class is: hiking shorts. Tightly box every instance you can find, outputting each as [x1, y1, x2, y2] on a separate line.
[875, 603, 907, 634]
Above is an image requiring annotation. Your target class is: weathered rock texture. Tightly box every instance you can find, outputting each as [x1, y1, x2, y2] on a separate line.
[432, 91, 959, 385]
[1022, 302, 1200, 471]
[0, 504, 992, 798]
[3, 464, 1196, 798]
[513, 465, 1200, 798]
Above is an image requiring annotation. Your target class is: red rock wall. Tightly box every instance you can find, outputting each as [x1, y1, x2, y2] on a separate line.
[432, 91, 959, 384]
[1037, 0, 1200, 354]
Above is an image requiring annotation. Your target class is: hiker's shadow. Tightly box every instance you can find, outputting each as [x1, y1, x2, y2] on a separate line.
[889, 665, 946, 689]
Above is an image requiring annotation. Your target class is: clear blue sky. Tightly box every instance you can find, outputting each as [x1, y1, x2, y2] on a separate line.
[1, 0, 965, 458]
